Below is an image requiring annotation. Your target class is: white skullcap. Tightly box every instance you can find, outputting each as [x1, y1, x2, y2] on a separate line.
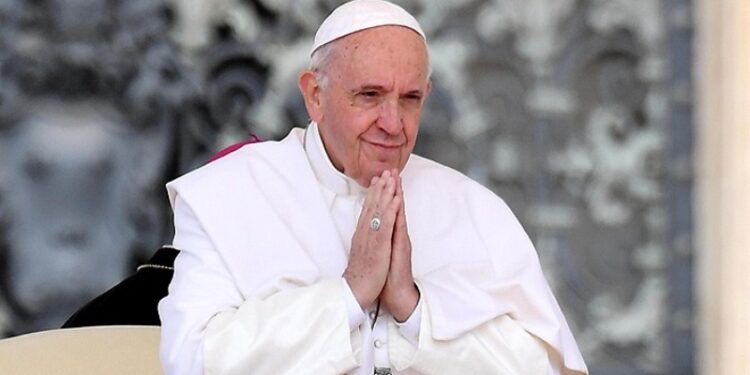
[311, 0, 426, 56]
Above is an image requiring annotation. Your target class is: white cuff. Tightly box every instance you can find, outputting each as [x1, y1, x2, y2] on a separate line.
[341, 278, 366, 331]
[394, 297, 422, 347]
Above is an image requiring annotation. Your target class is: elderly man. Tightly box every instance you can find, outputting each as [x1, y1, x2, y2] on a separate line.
[159, 1, 588, 374]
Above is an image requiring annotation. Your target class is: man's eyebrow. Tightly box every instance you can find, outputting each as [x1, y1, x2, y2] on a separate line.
[403, 89, 424, 96]
[348, 84, 424, 96]
[353, 84, 387, 92]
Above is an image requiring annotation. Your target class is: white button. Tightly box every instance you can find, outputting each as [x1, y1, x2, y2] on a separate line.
[374, 339, 385, 348]
[369, 311, 378, 320]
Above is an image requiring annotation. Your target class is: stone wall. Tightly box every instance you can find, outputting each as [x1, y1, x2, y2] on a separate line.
[0, 0, 699, 373]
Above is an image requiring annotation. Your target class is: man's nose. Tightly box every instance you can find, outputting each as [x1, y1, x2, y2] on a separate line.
[377, 98, 403, 135]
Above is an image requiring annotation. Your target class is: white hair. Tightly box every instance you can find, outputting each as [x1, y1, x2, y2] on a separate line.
[308, 41, 338, 90]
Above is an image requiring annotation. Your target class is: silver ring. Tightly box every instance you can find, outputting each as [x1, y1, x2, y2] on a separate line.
[370, 217, 381, 231]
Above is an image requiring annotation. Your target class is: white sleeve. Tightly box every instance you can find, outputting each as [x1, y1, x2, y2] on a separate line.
[342, 278, 368, 330]
[158, 196, 362, 375]
[393, 295, 422, 346]
[388, 300, 557, 375]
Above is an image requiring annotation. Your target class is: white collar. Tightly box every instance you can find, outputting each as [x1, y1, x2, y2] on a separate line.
[304, 122, 367, 197]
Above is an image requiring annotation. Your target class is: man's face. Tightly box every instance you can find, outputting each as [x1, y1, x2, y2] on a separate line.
[308, 26, 431, 187]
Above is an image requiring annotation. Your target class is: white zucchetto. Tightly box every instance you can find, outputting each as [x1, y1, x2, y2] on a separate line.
[311, 0, 426, 56]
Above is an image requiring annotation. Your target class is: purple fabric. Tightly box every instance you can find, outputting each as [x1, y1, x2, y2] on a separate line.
[207, 134, 262, 163]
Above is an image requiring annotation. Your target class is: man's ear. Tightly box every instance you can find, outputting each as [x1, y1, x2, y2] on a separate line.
[424, 79, 433, 103]
[298, 70, 324, 123]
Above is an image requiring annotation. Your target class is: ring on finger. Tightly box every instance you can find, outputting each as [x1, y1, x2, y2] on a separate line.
[370, 217, 381, 231]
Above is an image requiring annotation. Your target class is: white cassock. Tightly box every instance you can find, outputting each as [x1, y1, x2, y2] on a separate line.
[158, 123, 588, 375]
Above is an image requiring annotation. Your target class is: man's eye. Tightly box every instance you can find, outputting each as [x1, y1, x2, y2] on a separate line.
[401, 94, 422, 106]
[360, 91, 379, 98]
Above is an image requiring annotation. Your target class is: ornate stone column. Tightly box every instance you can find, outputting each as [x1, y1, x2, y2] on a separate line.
[696, 0, 750, 374]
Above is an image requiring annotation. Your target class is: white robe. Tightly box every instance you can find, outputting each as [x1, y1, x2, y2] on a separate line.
[158, 124, 588, 375]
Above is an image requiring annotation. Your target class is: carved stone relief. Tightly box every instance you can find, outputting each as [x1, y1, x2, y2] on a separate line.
[0, 0, 267, 334]
[0, 0, 694, 373]
[169, 1, 691, 373]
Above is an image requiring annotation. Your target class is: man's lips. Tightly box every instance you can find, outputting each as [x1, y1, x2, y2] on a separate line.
[362, 140, 403, 162]
[364, 140, 403, 149]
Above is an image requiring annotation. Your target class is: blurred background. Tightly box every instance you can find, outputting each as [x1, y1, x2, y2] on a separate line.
[0, 0, 747, 374]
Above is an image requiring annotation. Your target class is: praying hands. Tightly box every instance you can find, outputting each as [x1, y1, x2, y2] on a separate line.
[343, 169, 419, 322]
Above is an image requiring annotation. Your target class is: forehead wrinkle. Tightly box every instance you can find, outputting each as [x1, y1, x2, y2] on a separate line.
[339, 26, 426, 58]
[328, 27, 429, 92]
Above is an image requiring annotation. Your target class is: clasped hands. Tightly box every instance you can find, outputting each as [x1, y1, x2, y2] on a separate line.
[343, 169, 419, 322]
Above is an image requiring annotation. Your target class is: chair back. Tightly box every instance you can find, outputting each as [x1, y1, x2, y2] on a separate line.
[0, 326, 162, 374]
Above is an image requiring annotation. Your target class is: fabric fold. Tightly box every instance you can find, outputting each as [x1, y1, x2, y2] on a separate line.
[166, 127, 587, 374]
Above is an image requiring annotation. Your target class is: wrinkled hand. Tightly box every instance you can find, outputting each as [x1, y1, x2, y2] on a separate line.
[343, 170, 401, 309]
[380, 173, 419, 322]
